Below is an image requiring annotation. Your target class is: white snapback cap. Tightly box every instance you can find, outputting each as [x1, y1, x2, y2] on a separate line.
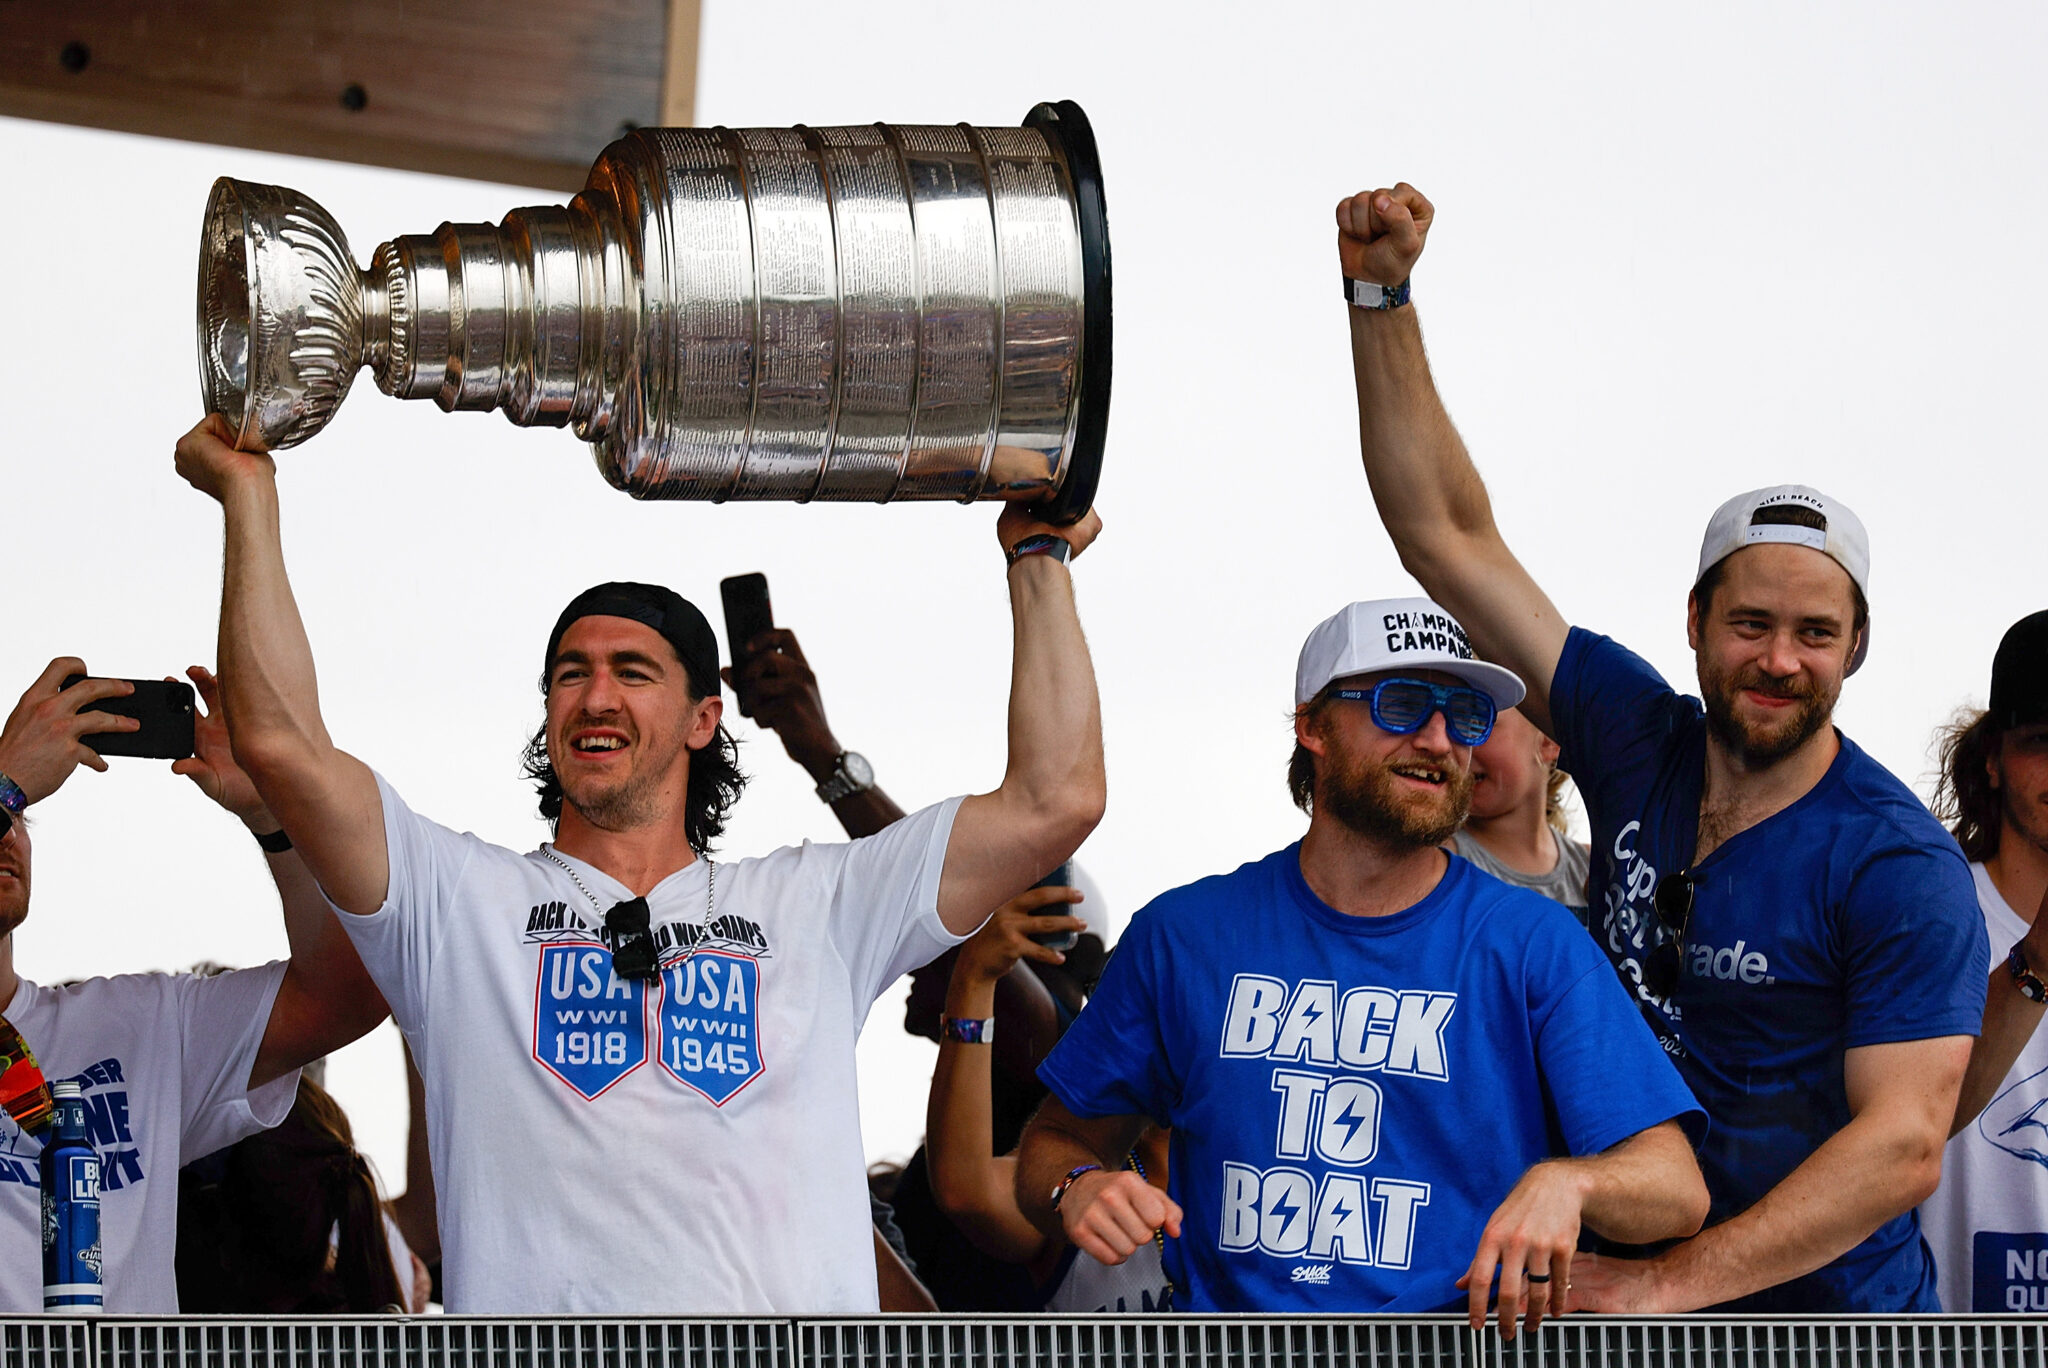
[1695, 485, 1871, 672]
[1296, 597, 1526, 709]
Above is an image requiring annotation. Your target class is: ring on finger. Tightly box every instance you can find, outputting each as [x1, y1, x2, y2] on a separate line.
[1525, 1271, 1551, 1284]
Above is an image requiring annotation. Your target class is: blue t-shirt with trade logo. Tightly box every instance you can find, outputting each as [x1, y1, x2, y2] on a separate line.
[1040, 846, 1700, 1312]
[1552, 627, 1989, 1312]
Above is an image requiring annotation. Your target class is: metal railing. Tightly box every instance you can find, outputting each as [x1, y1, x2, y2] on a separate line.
[3, 1315, 2043, 1368]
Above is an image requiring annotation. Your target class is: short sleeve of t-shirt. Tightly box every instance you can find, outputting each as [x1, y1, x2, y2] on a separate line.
[1550, 628, 1691, 808]
[826, 795, 967, 1010]
[171, 960, 299, 1162]
[331, 773, 480, 1039]
[1840, 846, 1988, 1048]
[1533, 954, 1706, 1153]
[1038, 904, 1181, 1126]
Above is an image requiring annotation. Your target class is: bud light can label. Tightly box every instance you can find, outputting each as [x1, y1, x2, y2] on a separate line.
[42, 1152, 103, 1311]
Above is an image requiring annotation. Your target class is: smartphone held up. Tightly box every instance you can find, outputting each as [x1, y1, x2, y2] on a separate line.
[60, 676, 195, 760]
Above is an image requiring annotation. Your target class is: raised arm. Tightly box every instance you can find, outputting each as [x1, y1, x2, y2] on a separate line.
[935, 505, 1106, 937]
[926, 887, 1089, 1265]
[1570, 1034, 1968, 1313]
[1459, 1120, 1705, 1340]
[171, 667, 388, 1087]
[723, 627, 908, 838]
[1338, 186, 1571, 730]
[174, 416, 389, 915]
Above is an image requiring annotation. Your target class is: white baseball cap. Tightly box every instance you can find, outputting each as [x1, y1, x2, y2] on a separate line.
[1296, 598, 1526, 709]
[1695, 485, 1871, 671]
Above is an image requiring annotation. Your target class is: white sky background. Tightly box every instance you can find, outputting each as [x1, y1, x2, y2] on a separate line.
[2, 0, 2043, 1195]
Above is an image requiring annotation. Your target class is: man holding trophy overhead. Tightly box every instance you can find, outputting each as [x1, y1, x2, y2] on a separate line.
[173, 100, 1115, 1313]
[174, 410, 1105, 1312]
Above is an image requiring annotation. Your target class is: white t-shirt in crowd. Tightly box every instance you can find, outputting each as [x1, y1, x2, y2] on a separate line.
[0, 965, 296, 1312]
[337, 775, 966, 1314]
[1920, 863, 2048, 1312]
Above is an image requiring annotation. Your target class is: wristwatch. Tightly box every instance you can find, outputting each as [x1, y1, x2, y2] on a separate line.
[815, 751, 875, 804]
[2009, 943, 2048, 1004]
[1344, 275, 1411, 310]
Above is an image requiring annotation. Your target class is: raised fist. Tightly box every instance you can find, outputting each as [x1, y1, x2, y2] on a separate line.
[1335, 184, 1434, 287]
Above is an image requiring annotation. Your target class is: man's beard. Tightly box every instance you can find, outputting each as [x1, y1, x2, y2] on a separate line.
[553, 724, 684, 832]
[1319, 747, 1474, 848]
[1700, 660, 1836, 766]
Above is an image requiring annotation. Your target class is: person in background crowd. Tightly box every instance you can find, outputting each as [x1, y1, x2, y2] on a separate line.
[727, 619, 1101, 1311]
[1018, 601, 1706, 1337]
[178, 1074, 426, 1313]
[175, 412, 1106, 1315]
[0, 661, 387, 1311]
[926, 885, 1173, 1313]
[1448, 706, 1590, 918]
[1335, 181, 1987, 1313]
[1921, 610, 2048, 1312]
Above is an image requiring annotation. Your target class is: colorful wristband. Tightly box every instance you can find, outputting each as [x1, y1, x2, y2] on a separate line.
[2009, 943, 2048, 1004]
[1049, 1163, 1103, 1214]
[940, 1015, 994, 1044]
[0, 773, 25, 817]
[1006, 533, 1072, 567]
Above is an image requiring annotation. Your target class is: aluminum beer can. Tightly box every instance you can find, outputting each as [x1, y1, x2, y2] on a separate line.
[40, 1080, 102, 1312]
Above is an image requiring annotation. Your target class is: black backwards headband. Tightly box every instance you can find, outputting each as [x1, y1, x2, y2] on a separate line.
[544, 582, 721, 699]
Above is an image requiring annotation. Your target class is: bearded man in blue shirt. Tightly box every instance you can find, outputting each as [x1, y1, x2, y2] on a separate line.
[1330, 182, 1988, 1313]
[1016, 599, 1707, 1337]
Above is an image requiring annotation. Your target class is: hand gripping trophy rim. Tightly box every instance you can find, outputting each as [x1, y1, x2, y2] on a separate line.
[194, 100, 1110, 525]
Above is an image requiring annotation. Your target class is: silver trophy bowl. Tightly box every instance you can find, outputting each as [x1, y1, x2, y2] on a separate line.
[197, 100, 1110, 523]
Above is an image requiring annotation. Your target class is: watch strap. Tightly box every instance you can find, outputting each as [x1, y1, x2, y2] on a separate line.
[1049, 1163, 1104, 1214]
[940, 1016, 994, 1044]
[1343, 275, 1412, 311]
[254, 827, 293, 854]
[2010, 943, 2048, 1004]
[1006, 533, 1072, 567]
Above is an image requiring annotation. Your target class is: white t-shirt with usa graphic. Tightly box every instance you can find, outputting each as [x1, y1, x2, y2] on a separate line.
[337, 775, 965, 1313]
[0, 964, 296, 1311]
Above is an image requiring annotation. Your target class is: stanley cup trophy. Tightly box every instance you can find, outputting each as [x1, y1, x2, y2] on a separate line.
[197, 100, 1109, 523]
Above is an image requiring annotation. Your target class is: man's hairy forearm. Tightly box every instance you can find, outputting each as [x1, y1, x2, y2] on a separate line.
[1015, 1111, 1115, 1238]
[1003, 559, 1104, 819]
[218, 474, 334, 768]
[1571, 1123, 1706, 1245]
[1347, 306, 1498, 552]
[1652, 1109, 1943, 1307]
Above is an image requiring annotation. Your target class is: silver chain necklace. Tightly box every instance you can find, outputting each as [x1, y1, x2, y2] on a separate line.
[541, 848, 716, 969]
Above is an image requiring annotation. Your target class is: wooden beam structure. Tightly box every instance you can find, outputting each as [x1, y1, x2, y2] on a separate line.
[0, 0, 701, 191]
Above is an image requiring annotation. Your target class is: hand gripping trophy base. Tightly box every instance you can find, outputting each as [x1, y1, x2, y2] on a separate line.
[195, 101, 1110, 524]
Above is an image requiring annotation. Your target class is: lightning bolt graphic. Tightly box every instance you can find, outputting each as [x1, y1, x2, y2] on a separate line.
[1330, 1099, 1368, 1149]
[1269, 1189, 1303, 1231]
[1330, 1197, 1354, 1225]
[1300, 1000, 1324, 1028]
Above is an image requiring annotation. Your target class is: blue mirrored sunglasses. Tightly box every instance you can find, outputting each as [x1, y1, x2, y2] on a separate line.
[1329, 678, 1498, 746]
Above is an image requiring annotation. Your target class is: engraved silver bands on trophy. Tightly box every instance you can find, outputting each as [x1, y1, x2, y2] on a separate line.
[197, 102, 1110, 519]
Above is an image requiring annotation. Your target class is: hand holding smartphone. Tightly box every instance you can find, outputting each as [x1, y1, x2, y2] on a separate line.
[1029, 862, 1081, 949]
[719, 573, 775, 717]
[60, 675, 196, 760]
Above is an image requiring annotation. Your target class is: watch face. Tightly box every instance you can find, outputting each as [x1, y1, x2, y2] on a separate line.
[843, 752, 874, 788]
